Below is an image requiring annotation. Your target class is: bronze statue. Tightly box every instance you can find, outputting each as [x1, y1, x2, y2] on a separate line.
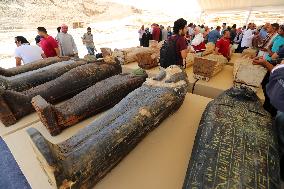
[183, 87, 280, 189]
[32, 71, 147, 136]
[0, 57, 70, 77]
[0, 59, 87, 92]
[27, 65, 189, 189]
[0, 59, 122, 126]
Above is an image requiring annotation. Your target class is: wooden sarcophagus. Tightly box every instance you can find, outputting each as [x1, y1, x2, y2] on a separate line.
[183, 87, 280, 189]
[193, 54, 228, 81]
[0, 59, 88, 92]
[27, 65, 189, 189]
[0, 57, 70, 77]
[136, 51, 159, 70]
[32, 71, 148, 136]
[0, 58, 122, 126]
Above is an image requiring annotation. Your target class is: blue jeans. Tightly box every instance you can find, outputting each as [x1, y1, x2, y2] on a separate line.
[86, 47, 95, 55]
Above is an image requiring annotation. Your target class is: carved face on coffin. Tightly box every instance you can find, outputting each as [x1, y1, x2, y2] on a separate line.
[145, 65, 189, 91]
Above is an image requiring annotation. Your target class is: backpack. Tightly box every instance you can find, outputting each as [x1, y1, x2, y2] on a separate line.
[160, 36, 179, 68]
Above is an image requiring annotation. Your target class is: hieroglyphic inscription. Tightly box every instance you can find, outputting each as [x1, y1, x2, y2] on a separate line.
[183, 87, 280, 189]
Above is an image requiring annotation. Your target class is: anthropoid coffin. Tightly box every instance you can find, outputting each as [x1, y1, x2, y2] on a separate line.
[242, 48, 257, 58]
[112, 47, 141, 64]
[193, 54, 228, 81]
[183, 87, 280, 189]
[83, 54, 96, 62]
[0, 59, 87, 92]
[32, 71, 148, 136]
[149, 40, 164, 49]
[233, 58, 267, 89]
[112, 41, 164, 65]
[0, 57, 70, 77]
[27, 65, 189, 189]
[136, 50, 159, 69]
[0, 59, 122, 126]
[100, 48, 112, 58]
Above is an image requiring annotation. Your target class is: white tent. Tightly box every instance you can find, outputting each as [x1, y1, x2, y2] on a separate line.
[197, 0, 284, 12]
[196, 0, 284, 26]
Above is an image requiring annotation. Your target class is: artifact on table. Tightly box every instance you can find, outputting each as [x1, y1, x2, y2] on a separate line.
[83, 54, 96, 62]
[0, 58, 122, 126]
[149, 40, 158, 48]
[183, 87, 279, 189]
[242, 48, 257, 58]
[27, 65, 189, 189]
[136, 51, 159, 69]
[201, 42, 215, 56]
[32, 70, 148, 136]
[0, 59, 87, 92]
[112, 47, 141, 64]
[193, 54, 228, 81]
[185, 53, 198, 67]
[112, 41, 164, 65]
[0, 57, 70, 77]
[100, 48, 112, 58]
[233, 58, 267, 90]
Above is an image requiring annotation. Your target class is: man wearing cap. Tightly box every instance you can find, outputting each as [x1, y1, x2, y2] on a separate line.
[82, 27, 96, 55]
[56, 24, 78, 57]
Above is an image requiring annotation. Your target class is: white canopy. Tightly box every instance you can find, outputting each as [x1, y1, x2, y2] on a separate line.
[197, 0, 284, 12]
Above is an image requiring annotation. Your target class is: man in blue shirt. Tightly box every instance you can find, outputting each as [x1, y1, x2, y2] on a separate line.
[265, 25, 284, 62]
[208, 26, 221, 44]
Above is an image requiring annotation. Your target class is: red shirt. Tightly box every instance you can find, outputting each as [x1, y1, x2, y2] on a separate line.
[40, 36, 58, 57]
[152, 27, 161, 42]
[216, 37, 230, 58]
[170, 35, 188, 66]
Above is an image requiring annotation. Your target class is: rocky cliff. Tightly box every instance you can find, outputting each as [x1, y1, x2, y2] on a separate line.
[0, 0, 141, 29]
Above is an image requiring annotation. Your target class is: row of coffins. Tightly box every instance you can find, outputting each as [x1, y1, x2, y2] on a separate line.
[0, 57, 70, 77]
[27, 65, 189, 188]
[0, 57, 122, 126]
[0, 49, 280, 188]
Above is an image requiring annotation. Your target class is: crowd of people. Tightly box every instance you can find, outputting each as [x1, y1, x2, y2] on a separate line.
[14, 24, 97, 66]
[138, 24, 172, 47]
[139, 18, 284, 179]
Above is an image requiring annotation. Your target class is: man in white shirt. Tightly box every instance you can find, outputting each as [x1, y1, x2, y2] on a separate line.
[14, 36, 45, 67]
[240, 23, 255, 52]
[191, 27, 205, 51]
[56, 24, 78, 57]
